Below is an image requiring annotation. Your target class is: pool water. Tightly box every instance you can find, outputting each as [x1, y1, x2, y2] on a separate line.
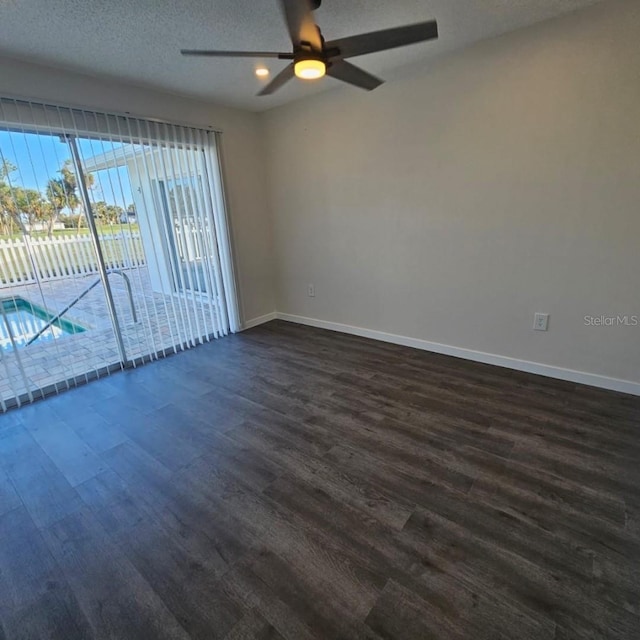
[0, 297, 86, 351]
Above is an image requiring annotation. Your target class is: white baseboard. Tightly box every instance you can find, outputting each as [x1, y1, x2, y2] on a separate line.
[242, 311, 277, 330]
[276, 312, 640, 397]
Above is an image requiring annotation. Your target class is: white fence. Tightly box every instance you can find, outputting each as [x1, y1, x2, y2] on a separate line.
[0, 233, 146, 285]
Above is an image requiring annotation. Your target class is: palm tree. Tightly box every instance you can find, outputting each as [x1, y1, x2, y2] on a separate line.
[46, 178, 67, 237]
[0, 160, 27, 235]
[58, 161, 81, 230]
[27, 196, 54, 234]
[58, 160, 95, 231]
[0, 183, 27, 235]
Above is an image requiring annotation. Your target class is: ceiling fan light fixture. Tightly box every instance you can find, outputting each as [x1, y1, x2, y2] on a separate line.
[294, 58, 326, 80]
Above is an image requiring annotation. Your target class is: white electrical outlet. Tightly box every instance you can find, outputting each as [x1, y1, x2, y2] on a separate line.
[534, 313, 549, 331]
[308, 284, 315, 298]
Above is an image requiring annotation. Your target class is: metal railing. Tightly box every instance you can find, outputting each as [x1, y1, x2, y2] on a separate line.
[24, 270, 138, 347]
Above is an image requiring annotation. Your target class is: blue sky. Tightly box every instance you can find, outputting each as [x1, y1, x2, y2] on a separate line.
[0, 130, 133, 210]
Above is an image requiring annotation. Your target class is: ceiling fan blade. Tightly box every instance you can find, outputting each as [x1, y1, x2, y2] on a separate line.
[181, 49, 292, 59]
[327, 60, 383, 91]
[325, 20, 438, 59]
[279, 0, 322, 51]
[257, 63, 296, 96]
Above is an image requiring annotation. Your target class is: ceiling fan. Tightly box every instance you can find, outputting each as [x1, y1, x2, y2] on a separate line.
[181, 0, 438, 96]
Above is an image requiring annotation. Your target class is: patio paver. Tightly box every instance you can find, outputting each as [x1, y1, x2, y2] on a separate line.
[0, 266, 220, 407]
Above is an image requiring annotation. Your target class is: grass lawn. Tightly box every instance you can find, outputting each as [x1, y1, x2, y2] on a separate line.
[0, 224, 140, 241]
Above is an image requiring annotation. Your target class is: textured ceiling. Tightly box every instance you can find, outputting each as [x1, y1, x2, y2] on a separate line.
[0, 0, 603, 111]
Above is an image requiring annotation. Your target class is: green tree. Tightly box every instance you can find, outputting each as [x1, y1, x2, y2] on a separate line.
[0, 160, 16, 182]
[0, 183, 52, 236]
[93, 200, 124, 226]
[29, 197, 54, 233]
[45, 178, 67, 237]
[15, 188, 49, 228]
[0, 160, 26, 235]
[58, 161, 80, 230]
[62, 214, 86, 229]
[56, 160, 94, 231]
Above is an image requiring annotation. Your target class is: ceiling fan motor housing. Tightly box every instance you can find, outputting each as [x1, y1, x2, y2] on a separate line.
[294, 49, 325, 64]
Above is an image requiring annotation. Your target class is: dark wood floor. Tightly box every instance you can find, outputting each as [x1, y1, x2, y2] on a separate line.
[0, 320, 639, 639]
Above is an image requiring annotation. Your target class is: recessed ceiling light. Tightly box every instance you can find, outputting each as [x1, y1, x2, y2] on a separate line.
[255, 67, 269, 78]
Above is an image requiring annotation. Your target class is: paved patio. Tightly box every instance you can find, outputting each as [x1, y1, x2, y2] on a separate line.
[0, 266, 221, 408]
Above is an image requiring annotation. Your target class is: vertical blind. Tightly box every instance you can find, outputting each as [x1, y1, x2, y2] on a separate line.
[0, 97, 239, 410]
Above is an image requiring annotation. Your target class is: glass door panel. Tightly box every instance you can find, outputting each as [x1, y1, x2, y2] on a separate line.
[76, 132, 229, 365]
[0, 128, 122, 408]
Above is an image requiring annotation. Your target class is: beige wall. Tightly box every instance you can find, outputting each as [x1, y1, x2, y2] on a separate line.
[262, 0, 640, 389]
[0, 56, 275, 324]
[3, 0, 638, 390]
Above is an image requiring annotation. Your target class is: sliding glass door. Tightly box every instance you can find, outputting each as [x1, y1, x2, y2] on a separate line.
[0, 98, 239, 410]
[0, 129, 123, 408]
[156, 175, 210, 294]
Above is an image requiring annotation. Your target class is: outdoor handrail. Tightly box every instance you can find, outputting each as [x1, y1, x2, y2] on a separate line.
[0, 300, 19, 353]
[24, 269, 138, 347]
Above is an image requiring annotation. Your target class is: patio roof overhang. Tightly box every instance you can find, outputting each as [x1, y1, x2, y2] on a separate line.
[82, 144, 137, 172]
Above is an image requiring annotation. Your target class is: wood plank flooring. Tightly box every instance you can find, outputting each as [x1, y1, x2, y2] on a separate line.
[0, 319, 639, 639]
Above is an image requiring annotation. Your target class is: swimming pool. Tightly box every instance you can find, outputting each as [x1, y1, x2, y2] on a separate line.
[0, 297, 86, 351]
